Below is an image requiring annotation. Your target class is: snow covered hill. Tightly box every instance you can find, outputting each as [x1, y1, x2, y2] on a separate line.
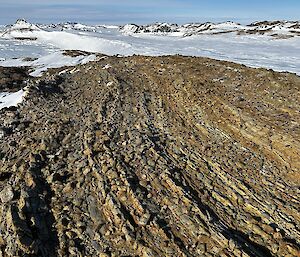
[3, 19, 299, 39]
[1, 19, 41, 40]
[120, 22, 246, 36]
[120, 20, 300, 38]
[0, 20, 133, 54]
[0, 19, 299, 78]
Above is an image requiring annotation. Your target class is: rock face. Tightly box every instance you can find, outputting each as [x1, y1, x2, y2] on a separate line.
[0, 55, 299, 256]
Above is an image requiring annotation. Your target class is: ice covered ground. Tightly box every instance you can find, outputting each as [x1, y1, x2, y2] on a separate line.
[0, 52, 97, 109]
[1, 52, 97, 77]
[0, 19, 299, 109]
[0, 89, 26, 110]
[1, 20, 300, 75]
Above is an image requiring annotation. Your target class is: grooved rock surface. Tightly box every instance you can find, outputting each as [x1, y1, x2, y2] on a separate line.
[0, 55, 299, 256]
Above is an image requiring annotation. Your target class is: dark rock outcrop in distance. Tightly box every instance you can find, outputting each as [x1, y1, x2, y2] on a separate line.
[0, 55, 299, 256]
[3, 19, 300, 40]
[120, 20, 300, 38]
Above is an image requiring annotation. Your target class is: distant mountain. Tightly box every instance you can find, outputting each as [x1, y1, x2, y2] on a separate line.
[120, 23, 180, 35]
[39, 22, 99, 32]
[2, 19, 300, 40]
[3, 19, 40, 33]
[1, 20, 108, 38]
[38, 22, 119, 32]
[1, 19, 41, 40]
[120, 20, 300, 38]
[120, 21, 243, 36]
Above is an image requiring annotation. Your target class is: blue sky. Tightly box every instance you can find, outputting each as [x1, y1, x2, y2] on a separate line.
[0, 0, 299, 25]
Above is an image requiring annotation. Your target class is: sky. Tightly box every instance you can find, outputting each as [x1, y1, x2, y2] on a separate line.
[0, 0, 299, 25]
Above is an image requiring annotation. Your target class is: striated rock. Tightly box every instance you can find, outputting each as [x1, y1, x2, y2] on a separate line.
[0, 55, 299, 256]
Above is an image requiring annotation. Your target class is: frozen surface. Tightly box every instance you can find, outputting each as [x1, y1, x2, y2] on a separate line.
[0, 20, 299, 75]
[0, 89, 26, 109]
[0, 20, 299, 110]
[0, 38, 56, 60]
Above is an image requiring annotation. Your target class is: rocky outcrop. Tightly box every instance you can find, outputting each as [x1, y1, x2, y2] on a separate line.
[0, 66, 29, 92]
[120, 23, 179, 34]
[0, 55, 299, 256]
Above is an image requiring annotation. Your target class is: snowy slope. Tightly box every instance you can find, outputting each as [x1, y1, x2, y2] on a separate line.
[0, 89, 26, 110]
[0, 19, 300, 75]
[5, 19, 40, 32]
[120, 21, 300, 37]
[0, 52, 97, 77]
[2, 19, 41, 39]
[0, 19, 299, 110]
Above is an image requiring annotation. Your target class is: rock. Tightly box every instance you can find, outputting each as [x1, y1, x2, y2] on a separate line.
[0, 129, 5, 139]
[0, 66, 30, 92]
[0, 55, 299, 256]
[0, 186, 14, 203]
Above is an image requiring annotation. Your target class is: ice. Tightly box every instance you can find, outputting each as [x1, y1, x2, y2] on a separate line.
[5, 19, 40, 32]
[28, 52, 97, 76]
[0, 52, 97, 77]
[0, 19, 299, 111]
[0, 89, 26, 109]
[0, 51, 97, 109]
[121, 24, 139, 35]
[0, 20, 299, 76]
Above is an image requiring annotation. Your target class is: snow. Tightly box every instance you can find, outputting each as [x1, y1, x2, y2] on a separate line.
[2, 28, 133, 54]
[102, 64, 112, 69]
[8, 19, 40, 31]
[0, 89, 26, 109]
[29, 52, 97, 76]
[0, 19, 299, 111]
[0, 51, 97, 110]
[121, 24, 139, 35]
[101, 25, 119, 29]
[0, 52, 97, 77]
[0, 19, 299, 76]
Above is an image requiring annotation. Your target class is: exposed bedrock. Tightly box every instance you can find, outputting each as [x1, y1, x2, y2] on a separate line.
[0, 55, 299, 256]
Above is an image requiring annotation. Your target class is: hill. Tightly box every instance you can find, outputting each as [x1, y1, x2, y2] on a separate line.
[0, 55, 299, 256]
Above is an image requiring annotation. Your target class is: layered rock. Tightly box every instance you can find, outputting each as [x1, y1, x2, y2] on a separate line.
[0, 55, 299, 256]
